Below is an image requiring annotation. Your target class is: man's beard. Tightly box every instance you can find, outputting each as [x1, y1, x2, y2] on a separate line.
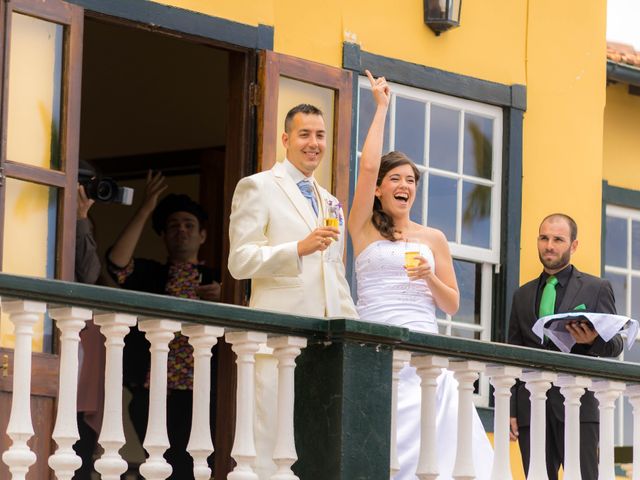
[539, 248, 571, 271]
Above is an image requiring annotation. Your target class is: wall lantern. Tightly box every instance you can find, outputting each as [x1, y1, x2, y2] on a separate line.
[424, 0, 462, 36]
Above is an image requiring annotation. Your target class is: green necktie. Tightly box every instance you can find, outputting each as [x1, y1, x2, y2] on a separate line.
[539, 275, 558, 318]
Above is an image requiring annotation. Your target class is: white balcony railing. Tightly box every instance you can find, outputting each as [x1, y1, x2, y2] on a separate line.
[0, 273, 639, 480]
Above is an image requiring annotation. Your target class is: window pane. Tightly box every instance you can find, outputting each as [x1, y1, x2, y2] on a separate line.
[6, 13, 64, 170]
[633, 221, 640, 270]
[1, 178, 58, 352]
[429, 104, 459, 172]
[395, 96, 425, 165]
[277, 77, 334, 191]
[452, 259, 481, 325]
[451, 327, 481, 340]
[428, 174, 456, 240]
[410, 175, 425, 224]
[605, 272, 627, 316]
[632, 277, 640, 319]
[358, 87, 389, 152]
[605, 216, 627, 268]
[461, 181, 491, 248]
[463, 113, 493, 179]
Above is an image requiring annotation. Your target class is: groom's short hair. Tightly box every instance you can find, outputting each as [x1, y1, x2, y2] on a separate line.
[284, 104, 323, 132]
[540, 213, 578, 241]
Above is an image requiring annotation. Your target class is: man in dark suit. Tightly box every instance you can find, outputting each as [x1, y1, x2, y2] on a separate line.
[508, 213, 623, 480]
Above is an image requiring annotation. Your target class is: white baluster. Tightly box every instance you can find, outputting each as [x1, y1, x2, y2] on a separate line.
[267, 336, 307, 480]
[486, 365, 522, 480]
[93, 313, 137, 480]
[227, 331, 268, 480]
[183, 324, 225, 480]
[411, 355, 448, 480]
[390, 350, 411, 478]
[555, 374, 591, 480]
[138, 319, 181, 480]
[521, 370, 556, 480]
[626, 385, 640, 480]
[593, 380, 626, 480]
[1, 299, 46, 480]
[449, 360, 485, 480]
[47, 307, 93, 479]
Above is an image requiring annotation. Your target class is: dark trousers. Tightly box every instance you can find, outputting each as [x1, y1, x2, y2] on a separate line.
[73, 412, 98, 479]
[129, 387, 215, 480]
[518, 418, 599, 480]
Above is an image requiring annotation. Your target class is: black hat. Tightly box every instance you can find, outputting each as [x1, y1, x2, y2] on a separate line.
[151, 194, 208, 235]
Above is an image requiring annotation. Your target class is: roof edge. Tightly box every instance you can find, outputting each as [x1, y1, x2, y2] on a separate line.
[607, 60, 640, 87]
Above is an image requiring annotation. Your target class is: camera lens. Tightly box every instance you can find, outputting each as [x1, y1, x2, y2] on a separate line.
[96, 179, 115, 201]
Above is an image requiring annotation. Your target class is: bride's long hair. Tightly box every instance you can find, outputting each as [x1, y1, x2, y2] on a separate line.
[372, 151, 421, 241]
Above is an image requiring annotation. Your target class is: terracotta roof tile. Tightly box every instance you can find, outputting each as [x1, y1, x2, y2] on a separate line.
[607, 41, 640, 67]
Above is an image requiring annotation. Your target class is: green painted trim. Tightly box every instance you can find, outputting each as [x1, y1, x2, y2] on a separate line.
[477, 407, 494, 433]
[601, 180, 608, 276]
[342, 42, 526, 110]
[69, 0, 274, 50]
[603, 182, 640, 209]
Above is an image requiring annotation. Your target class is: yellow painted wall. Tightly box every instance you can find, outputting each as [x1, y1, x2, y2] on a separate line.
[157, 0, 527, 86]
[603, 83, 640, 191]
[518, 0, 607, 282]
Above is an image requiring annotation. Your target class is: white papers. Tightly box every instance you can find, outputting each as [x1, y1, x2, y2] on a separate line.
[532, 312, 639, 353]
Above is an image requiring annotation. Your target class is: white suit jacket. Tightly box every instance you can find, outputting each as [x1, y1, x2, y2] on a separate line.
[228, 161, 357, 318]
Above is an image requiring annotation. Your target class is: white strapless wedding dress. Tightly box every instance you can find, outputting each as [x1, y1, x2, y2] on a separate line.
[356, 240, 494, 480]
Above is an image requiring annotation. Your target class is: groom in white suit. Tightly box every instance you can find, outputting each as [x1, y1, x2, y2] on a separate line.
[228, 103, 357, 319]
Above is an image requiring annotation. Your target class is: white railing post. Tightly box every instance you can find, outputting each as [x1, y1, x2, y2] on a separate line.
[593, 380, 626, 480]
[449, 360, 485, 480]
[626, 385, 640, 480]
[267, 336, 307, 480]
[227, 331, 268, 480]
[390, 350, 411, 478]
[411, 355, 448, 480]
[182, 324, 225, 480]
[47, 307, 93, 480]
[486, 365, 521, 480]
[1, 299, 47, 480]
[521, 370, 556, 480]
[138, 319, 181, 480]
[93, 313, 137, 480]
[555, 375, 591, 480]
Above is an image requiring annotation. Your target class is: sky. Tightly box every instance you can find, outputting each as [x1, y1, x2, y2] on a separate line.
[607, 0, 640, 48]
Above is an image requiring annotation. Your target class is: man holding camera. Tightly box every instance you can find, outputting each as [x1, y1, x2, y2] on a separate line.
[107, 170, 220, 479]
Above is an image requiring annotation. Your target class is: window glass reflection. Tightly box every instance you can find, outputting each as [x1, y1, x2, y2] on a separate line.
[463, 113, 493, 179]
[605, 272, 627, 315]
[452, 259, 481, 325]
[428, 174, 456, 241]
[358, 87, 389, 153]
[633, 221, 640, 270]
[395, 96, 425, 165]
[7, 13, 64, 170]
[410, 175, 425, 225]
[632, 277, 640, 319]
[605, 216, 628, 268]
[461, 181, 491, 248]
[429, 104, 459, 172]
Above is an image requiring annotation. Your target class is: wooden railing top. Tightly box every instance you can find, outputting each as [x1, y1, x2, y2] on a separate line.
[1, 273, 640, 383]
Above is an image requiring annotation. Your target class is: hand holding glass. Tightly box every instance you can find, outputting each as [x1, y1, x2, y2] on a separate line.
[324, 199, 341, 262]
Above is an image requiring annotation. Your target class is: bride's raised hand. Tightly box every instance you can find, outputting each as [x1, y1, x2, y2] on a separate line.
[365, 69, 390, 109]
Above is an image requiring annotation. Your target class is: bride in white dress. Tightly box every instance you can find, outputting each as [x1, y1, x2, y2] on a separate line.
[348, 71, 493, 480]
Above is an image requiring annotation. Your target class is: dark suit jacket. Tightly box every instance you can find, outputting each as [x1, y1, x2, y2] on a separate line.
[508, 266, 623, 426]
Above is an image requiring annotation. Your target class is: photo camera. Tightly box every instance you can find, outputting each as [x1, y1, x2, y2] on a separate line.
[79, 170, 134, 205]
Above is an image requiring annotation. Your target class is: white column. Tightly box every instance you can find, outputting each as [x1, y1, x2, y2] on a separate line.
[390, 350, 411, 478]
[592, 380, 625, 480]
[626, 385, 640, 480]
[1, 299, 46, 480]
[183, 324, 225, 480]
[138, 319, 181, 480]
[411, 355, 448, 480]
[93, 313, 137, 480]
[47, 307, 93, 480]
[267, 336, 307, 480]
[449, 360, 485, 480]
[521, 370, 556, 480]
[227, 331, 268, 480]
[555, 374, 591, 480]
[486, 365, 521, 480]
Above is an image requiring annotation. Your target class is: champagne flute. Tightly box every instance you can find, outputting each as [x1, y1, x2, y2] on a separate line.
[324, 199, 341, 262]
